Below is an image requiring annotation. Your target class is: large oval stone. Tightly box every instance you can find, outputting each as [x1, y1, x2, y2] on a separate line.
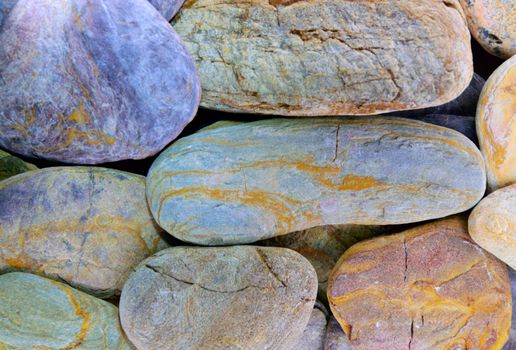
[477, 54, 516, 191]
[0, 0, 200, 164]
[328, 216, 512, 350]
[0, 272, 133, 349]
[120, 246, 318, 350]
[148, 117, 486, 245]
[261, 224, 401, 301]
[503, 268, 516, 350]
[148, 0, 185, 20]
[0, 167, 168, 298]
[458, 0, 516, 58]
[173, 0, 472, 116]
[0, 149, 37, 181]
[469, 184, 516, 270]
[401, 114, 478, 144]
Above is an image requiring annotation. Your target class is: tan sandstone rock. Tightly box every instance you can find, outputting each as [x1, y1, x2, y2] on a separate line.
[173, 0, 472, 116]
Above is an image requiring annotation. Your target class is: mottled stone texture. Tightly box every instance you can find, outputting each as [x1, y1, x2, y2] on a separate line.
[0, 149, 37, 181]
[386, 73, 485, 118]
[294, 302, 328, 350]
[458, 0, 516, 58]
[0, 0, 200, 164]
[149, 0, 185, 20]
[325, 317, 351, 350]
[0, 0, 16, 28]
[0, 167, 168, 298]
[120, 246, 318, 350]
[469, 184, 516, 270]
[402, 115, 478, 144]
[173, 0, 472, 116]
[0, 272, 134, 349]
[503, 268, 516, 350]
[328, 217, 512, 350]
[148, 117, 486, 245]
[262, 224, 401, 301]
[477, 55, 516, 191]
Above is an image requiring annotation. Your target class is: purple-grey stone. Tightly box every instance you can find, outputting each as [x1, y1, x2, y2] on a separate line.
[0, 0, 200, 164]
[149, 0, 185, 20]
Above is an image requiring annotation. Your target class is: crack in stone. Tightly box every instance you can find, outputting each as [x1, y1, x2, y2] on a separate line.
[145, 264, 262, 294]
[408, 319, 414, 350]
[332, 124, 340, 163]
[255, 248, 287, 288]
[403, 237, 408, 282]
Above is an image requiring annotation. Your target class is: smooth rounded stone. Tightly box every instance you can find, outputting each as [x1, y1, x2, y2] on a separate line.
[147, 117, 486, 245]
[469, 184, 516, 270]
[0, 272, 133, 349]
[503, 268, 516, 350]
[328, 216, 512, 350]
[120, 246, 318, 350]
[324, 317, 351, 350]
[261, 224, 401, 301]
[401, 115, 478, 144]
[148, 0, 185, 20]
[458, 0, 516, 58]
[0, 149, 37, 181]
[173, 0, 472, 116]
[0, 167, 168, 298]
[0, 0, 200, 164]
[477, 55, 516, 191]
[294, 301, 329, 350]
[386, 73, 485, 118]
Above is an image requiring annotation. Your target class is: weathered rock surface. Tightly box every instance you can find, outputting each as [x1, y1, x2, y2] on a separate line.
[173, 0, 472, 116]
[503, 268, 516, 350]
[0, 272, 134, 349]
[0, 149, 37, 181]
[149, 0, 185, 20]
[324, 316, 351, 350]
[386, 73, 485, 118]
[458, 0, 516, 58]
[328, 216, 512, 350]
[262, 224, 401, 301]
[0, 167, 168, 298]
[0, 0, 200, 164]
[469, 184, 516, 270]
[477, 55, 516, 191]
[294, 302, 328, 350]
[120, 246, 318, 350]
[148, 117, 486, 245]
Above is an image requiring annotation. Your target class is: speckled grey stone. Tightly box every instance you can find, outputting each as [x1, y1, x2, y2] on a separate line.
[0, 0, 200, 164]
[120, 246, 318, 350]
[324, 317, 351, 350]
[294, 301, 328, 350]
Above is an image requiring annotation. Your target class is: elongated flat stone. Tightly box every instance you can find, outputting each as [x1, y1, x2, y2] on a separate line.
[173, 0, 472, 116]
[0, 0, 200, 164]
[0, 272, 134, 349]
[149, 0, 185, 20]
[458, 0, 516, 58]
[0, 149, 37, 181]
[120, 246, 318, 350]
[469, 184, 516, 270]
[148, 117, 486, 245]
[261, 224, 401, 301]
[477, 55, 516, 191]
[0, 167, 168, 298]
[328, 216, 512, 350]
[401, 115, 478, 144]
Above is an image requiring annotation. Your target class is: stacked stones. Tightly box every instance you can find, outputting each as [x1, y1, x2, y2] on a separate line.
[0, 0, 513, 349]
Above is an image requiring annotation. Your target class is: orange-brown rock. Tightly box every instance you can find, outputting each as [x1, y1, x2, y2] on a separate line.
[173, 0, 472, 116]
[458, 0, 516, 58]
[477, 54, 516, 191]
[328, 216, 511, 350]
